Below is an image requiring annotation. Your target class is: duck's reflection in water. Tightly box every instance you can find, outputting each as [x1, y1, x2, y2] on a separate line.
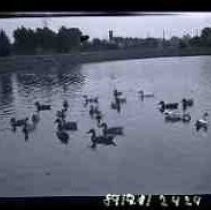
[22, 113, 40, 142]
[0, 74, 14, 108]
[56, 131, 69, 145]
[110, 101, 122, 113]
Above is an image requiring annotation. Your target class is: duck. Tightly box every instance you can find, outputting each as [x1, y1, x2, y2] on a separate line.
[113, 89, 122, 97]
[83, 95, 98, 103]
[87, 129, 116, 146]
[35, 101, 51, 111]
[89, 105, 101, 117]
[181, 98, 194, 110]
[158, 101, 179, 110]
[31, 112, 40, 124]
[110, 102, 121, 113]
[55, 118, 78, 131]
[100, 122, 124, 136]
[56, 109, 66, 120]
[138, 90, 154, 98]
[22, 118, 37, 133]
[10, 117, 27, 127]
[195, 112, 209, 131]
[56, 130, 69, 144]
[164, 112, 191, 123]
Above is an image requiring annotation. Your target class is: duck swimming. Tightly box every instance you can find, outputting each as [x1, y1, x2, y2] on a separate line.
[164, 112, 191, 123]
[138, 90, 154, 98]
[195, 112, 209, 131]
[110, 101, 121, 113]
[87, 129, 116, 146]
[83, 95, 98, 104]
[100, 123, 124, 136]
[89, 105, 101, 118]
[10, 117, 27, 127]
[55, 118, 78, 131]
[181, 98, 194, 110]
[35, 102, 51, 111]
[22, 118, 37, 133]
[158, 101, 179, 110]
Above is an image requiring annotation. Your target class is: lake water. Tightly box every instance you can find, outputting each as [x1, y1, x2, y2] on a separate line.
[0, 56, 211, 196]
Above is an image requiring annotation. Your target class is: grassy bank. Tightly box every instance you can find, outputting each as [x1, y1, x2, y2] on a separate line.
[0, 47, 211, 73]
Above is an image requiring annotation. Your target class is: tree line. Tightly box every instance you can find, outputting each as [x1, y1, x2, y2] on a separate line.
[0, 26, 89, 56]
[1, 26, 211, 56]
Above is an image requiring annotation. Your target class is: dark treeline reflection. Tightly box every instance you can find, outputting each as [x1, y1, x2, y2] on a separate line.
[0, 74, 14, 108]
[16, 64, 85, 99]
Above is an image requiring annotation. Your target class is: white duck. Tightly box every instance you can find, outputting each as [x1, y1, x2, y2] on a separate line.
[138, 90, 154, 98]
[195, 112, 209, 131]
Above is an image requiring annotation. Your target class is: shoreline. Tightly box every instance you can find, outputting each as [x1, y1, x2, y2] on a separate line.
[0, 48, 211, 73]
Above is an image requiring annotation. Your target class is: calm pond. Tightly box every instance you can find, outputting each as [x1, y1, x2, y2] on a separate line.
[0, 56, 211, 196]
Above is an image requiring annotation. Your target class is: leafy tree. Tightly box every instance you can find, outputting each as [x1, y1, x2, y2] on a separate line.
[201, 27, 211, 47]
[35, 27, 56, 53]
[0, 30, 11, 56]
[189, 36, 201, 47]
[13, 27, 36, 54]
[56, 26, 82, 53]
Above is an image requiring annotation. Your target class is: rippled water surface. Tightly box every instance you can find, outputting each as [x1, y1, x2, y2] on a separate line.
[0, 56, 211, 196]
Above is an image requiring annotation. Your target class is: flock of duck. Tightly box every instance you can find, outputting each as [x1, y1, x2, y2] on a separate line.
[158, 98, 209, 131]
[9, 88, 209, 146]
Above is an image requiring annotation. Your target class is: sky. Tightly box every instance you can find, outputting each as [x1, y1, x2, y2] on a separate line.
[1, 12, 211, 42]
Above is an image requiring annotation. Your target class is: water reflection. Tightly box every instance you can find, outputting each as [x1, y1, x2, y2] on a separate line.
[110, 90, 127, 114]
[1, 56, 211, 195]
[0, 74, 14, 108]
[56, 130, 69, 145]
[16, 64, 85, 101]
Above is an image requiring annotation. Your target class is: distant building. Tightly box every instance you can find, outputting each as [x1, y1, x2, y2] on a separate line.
[108, 30, 160, 49]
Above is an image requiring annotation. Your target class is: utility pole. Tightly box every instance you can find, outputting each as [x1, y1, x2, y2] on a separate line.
[163, 29, 165, 41]
[42, 18, 48, 28]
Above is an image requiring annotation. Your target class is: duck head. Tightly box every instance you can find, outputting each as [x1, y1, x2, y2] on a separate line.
[204, 112, 209, 117]
[100, 122, 108, 129]
[54, 119, 63, 125]
[182, 98, 186, 103]
[158, 101, 165, 106]
[87, 129, 96, 135]
[203, 112, 209, 120]
[34, 101, 40, 107]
